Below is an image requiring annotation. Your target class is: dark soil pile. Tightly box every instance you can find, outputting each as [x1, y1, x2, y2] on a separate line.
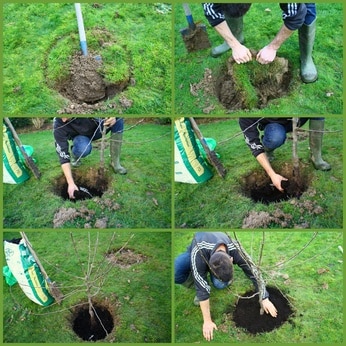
[72, 302, 114, 341]
[241, 162, 309, 204]
[233, 286, 293, 334]
[53, 167, 109, 201]
[57, 53, 129, 104]
[181, 26, 211, 53]
[215, 51, 292, 110]
[105, 247, 147, 268]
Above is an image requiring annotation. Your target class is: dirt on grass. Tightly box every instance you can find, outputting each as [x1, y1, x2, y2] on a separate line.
[55, 53, 131, 114]
[105, 247, 147, 268]
[190, 51, 292, 113]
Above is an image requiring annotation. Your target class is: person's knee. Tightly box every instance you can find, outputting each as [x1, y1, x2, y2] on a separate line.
[72, 136, 92, 158]
[262, 124, 286, 150]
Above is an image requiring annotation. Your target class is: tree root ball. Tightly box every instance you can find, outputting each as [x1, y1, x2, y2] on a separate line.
[240, 162, 310, 204]
[233, 286, 294, 334]
[53, 167, 110, 201]
[71, 301, 115, 341]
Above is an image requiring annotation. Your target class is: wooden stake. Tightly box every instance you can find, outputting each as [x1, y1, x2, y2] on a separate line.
[189, 117, 227, 178]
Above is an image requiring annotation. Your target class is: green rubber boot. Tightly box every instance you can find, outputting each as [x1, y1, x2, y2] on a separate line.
[211, 16, 244, 58]
[110, 132, 127, 174]
[309, 119, 331, 171]
[298, 20, 318, 83]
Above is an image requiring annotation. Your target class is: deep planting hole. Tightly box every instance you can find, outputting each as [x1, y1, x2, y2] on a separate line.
[215, 51, 293, 111]
[240, 162, 310, 204]
[72, 302, 114, 341]
[53, 167, 109, 201]
[232, 286, 294, 334]
[105, 247, 147, 268]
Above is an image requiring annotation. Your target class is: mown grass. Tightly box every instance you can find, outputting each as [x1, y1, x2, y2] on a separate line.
[174, 2, 343, 115]
[174, 117, 343, 229]
[174, 231, 343, 343]
[3, 118, 172, 229]
[3, 3, 172, 115]
[2, 231, 171, 343]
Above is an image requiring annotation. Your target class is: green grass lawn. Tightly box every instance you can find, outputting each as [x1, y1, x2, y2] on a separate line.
[3, 118, 172, 229]
[174, 117, 343, 229]
[2, 231, 171, 343]
[174, 2, 343, 115]
[3, 3, 172, 115]
[174, 231, 343, 343]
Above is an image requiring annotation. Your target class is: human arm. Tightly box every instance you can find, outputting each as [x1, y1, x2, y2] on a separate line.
[257, 3, 307, 64]
[213, 20, 252, 64]
[200, 299, 218, 341]
[256, 24, 294, 64]
[61, 163, 79, 199]
[256, 152, 288, 192]
[238, 118, 288, 192]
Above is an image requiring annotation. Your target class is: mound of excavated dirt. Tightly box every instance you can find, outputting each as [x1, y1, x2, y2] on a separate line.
[57, 53, 130, 105]
[232, 286, 293, 334]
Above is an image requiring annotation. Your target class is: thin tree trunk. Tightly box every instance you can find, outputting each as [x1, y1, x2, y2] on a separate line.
[99, 122, 107, 177]
[292, 118, 300, 176]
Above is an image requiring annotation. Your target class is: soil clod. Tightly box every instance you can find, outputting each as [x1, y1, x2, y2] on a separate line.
[232, 286, 293, 334]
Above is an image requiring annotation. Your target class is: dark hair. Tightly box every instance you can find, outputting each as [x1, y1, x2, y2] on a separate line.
[224, 4, 252, 18]
[209, 251, 233, 282]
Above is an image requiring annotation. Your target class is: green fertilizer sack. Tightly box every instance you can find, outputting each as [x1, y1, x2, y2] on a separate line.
[3, 124, 30, 184]
[4, 238, 54, 306]
[174, 118, 213, 184]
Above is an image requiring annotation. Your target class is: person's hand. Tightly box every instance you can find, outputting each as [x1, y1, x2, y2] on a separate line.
[270, 173, 288, 192]
[256, 45, 277, 64]
[232, 43, 252, 64]
[104, 117, 116, 127]
[67, 183, 79, 199]
[261, 298, 278, 317]
[203, 320, 218, 341]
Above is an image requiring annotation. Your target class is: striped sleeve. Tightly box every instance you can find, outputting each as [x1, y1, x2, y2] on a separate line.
[280, 3, 307, 30]
[203, 3, 226, 27]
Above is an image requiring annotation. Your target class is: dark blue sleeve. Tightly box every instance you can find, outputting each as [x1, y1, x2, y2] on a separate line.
[280, 3, 307, 30]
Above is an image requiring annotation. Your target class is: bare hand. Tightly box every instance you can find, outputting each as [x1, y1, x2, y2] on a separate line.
[104, 117, 116, 127]
[261, 298, 278, 317]
[203, 320, 218, 341]
[232, 44, 252, 64]
[68, 183, 79, 199]
[270, 174, 288, 192]
[256, 46, 277, 64]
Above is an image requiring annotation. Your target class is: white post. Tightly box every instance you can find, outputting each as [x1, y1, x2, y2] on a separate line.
[74, 3, 88, 56]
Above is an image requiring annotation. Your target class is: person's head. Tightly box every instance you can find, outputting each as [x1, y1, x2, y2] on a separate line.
[209, 251, 234, 284]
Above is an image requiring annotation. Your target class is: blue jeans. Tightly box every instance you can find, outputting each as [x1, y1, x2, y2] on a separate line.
[262, 123, 287, 151]
[175, 251, 230, 290]
[72, 118, 124, 159]
[304, 3, 316, 25]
